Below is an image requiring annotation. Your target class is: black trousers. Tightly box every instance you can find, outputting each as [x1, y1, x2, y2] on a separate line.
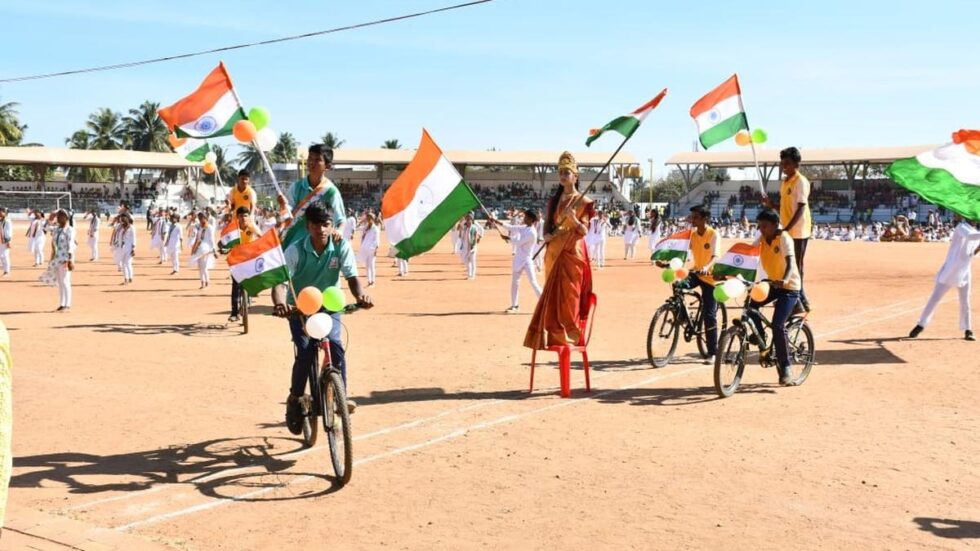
[231, 278, 241, 316]
[793, 238, 809, 308]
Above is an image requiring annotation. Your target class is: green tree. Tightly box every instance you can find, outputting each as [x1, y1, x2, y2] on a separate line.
[64, 130, 110, 183]
[205, 145, 237, 186]
[235, 143, 265, 175]
[381, 139, 402, 150]
[320, 132, 345, 149]
[271, 131, 298, 163]
[0, 100, 25, 146]
[123, 101, 168, 153]
[85, 108, 128, 150]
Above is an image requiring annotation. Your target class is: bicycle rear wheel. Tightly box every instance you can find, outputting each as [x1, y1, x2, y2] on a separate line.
[239, 288, 249, 334]
[300, 395, 317, 447]
[321, 369, 353, 486]
[714, 326, 747, 398]
[647, 304, 679, 368]
[786, 319, 815, 386]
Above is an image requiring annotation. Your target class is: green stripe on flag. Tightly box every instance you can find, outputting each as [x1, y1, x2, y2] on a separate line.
[219, 238, 241, 253]
[586, 115, 640, 147]
[713, 264, 757, 281]
[184, 143, 210, 162]
[394, 181, 481, 259]
[699, 113, 748, 149]
[651, 249, 688, 262]
[241, 265, 289, 297]
[886, 158, 980, 221]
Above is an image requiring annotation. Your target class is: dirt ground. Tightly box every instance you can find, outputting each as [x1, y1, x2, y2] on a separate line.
[0, 227, 977, 550]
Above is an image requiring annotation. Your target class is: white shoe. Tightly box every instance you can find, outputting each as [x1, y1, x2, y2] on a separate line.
[506, 306, 519, 314]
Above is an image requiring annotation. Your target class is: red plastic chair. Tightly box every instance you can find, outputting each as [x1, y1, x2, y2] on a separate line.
[529, 293, 597, 398]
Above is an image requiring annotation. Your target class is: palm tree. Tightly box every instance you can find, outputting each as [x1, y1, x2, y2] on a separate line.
[64, 130, 110, 183]
[271, 132, 298, 163]
[235, 143, 265, 175]
[85, 108, 128, 150]
[123, 101, 168, 152]
[381, 139, 402, 150]
[0, 100, 25, 146]
[320, 132, 345, 149]
[209, 145, 237, 185]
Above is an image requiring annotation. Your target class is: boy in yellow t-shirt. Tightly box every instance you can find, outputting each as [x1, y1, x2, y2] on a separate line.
[749, 209, 803, 386]
[763, 147, 812, 312]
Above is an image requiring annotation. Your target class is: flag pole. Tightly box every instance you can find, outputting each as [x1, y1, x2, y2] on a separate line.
[463, 182, 507, 240]
[733, 75, 767, 198]
[226, 86, 285, 200]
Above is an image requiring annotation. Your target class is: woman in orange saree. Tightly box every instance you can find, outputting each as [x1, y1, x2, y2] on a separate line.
[524, 152, 596, 349]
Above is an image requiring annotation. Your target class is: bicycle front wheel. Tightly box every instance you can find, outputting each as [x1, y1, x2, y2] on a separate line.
[321, 369, 353, 486]
[714, 326, 747, 398]
[647, 304, 680, 368]
[239, 288, 249, 334]
[786, 320, 815, 386]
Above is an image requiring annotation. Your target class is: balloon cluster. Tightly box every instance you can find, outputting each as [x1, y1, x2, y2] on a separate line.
[735, 129, 768, 146]
[234, 107, 276, 152]
[660, 257, 688, 283]
[202, 150, 218, 174]
[294, 286, 349, 339]
[712, 278, 747, 302]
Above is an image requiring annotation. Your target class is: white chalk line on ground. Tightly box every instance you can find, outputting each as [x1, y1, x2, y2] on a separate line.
[113, 293, 942, 531]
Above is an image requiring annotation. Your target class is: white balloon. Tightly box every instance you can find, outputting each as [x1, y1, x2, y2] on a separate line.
[668, 257, 683, 270]
[723, 279, 745, 299]
[204, 151, 217, 164]
[304, 312, 333, 340]
[256, 127, 277, 152]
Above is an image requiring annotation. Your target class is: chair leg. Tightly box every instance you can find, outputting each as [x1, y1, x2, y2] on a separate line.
[559, 347, 571, 398]
[582, 350, 591, 392]
[529, 349, 536, 393]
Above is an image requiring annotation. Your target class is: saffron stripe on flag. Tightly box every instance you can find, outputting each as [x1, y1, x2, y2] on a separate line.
[380, 132, 443, 218]
[159, 63, 237, 125]
[228, 230, 280, 266]
[690, 74, 741, 118]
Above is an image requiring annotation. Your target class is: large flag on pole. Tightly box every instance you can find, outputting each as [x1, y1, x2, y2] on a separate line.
[651, 229, 691, 262]
[712, 243, 761, 281]
[159, 63, 247, 139]
[586, 88, 668, 147]
[690, 75, 749, 149]
[227, 230, 289, 297]
[886, 130, 980, 221]
[382, 130, 481, 259]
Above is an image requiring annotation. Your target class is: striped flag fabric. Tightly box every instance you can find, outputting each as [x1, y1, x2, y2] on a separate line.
[690, 75, 749, 149]
[172, 136, 210, 162]
[586, 88, 668, 147]
[712, 243, 761, 281]
[382, 130, 481, 259]
[218, 218, 241, 252]
[158, 62, 247, 139]
[651, 229, 691, 262]
[886, 130, 980, 221]
[227, 230, 289, 297]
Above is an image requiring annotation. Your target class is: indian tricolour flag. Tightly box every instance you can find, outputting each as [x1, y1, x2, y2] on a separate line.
[887, 130, 980, 221]
[690, 75, 749, 149]
[586, 88, 668, 147]
[219, 218, 241, 252]
[172, 136, 210, 162]
[382, 130, 481, 259]
[227, 230, 289, 297]
[158, 62, 246, 139]
[651, 229, 691, 262]
[713, 243, 761, 281]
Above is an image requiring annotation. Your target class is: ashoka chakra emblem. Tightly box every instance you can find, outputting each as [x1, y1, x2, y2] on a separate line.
[733, 255, 744, 266]
[254, 257, 266, 272]
[194, 116, 218, 134]
[708, 109, 720, 122]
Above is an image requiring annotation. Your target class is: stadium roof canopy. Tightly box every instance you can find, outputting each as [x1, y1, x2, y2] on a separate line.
[664, 144, 938, 186]
[330, 148, 637, 167]
[0, 146, 199, 169]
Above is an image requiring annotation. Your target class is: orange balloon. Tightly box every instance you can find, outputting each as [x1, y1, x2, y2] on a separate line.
[233, 120, 258, 143]
[675, 268, 688, 280]
[296, 286, 324, 316]
[168, 134, 186, 149]
[202, 162, 216, 174]
[735, 130, 752, 146]
[750, 281, 770, 302]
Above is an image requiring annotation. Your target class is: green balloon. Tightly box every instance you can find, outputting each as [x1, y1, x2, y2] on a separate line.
[661, 269, 675, 284]
[322, 286, 347, 312]
[751, 128, 768, 144]
[713, 285, 729, 303]
[248, 106, 271, 131]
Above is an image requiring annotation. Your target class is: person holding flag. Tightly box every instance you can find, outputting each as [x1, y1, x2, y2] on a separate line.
[277, 144, 347, 251]
[763, 147, 812, 313]
[489, 209, 544, 314]
[270, 204, 373, 431]
[226, 207, 259, 322]
[227, 170, 257, 217]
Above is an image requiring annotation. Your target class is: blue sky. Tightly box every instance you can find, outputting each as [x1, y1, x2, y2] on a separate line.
[0, 0, 975, 177]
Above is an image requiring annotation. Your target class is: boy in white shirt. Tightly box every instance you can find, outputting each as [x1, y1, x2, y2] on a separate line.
[491, 210, 543, 313]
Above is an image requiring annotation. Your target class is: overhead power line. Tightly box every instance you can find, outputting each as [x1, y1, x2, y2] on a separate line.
[0, 0, 495, 84]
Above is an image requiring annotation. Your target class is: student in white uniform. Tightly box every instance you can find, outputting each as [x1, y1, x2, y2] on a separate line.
[533, 210, 545, 272]
[189, 212, 217, 288]
[0, 208, 12, 276]
[38, 210, 76, 311]
[647, 210, 663, 264]
[492, 209, 543, 313]
[909, 216, 980, 341]
[595, 212, 611, 268]
[85, 209, 101, 261]
[113, 213, 137, 284]
[623, 212, 639, 260]
[585, 215, 601, 262]
[462, 213, 484, 279]
[164, 213, 183, 275]
[342, 208, 358, 243]
[25, 210, 41, 266]
[358, 212, 381, 287]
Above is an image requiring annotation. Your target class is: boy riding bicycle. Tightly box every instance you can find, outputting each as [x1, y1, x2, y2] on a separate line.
[272, 203, 373, 434]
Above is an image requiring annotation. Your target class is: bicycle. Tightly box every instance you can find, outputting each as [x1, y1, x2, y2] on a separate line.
[647, 276, 729, 368]
[290, 304, 361, 486]
[238, 286, 250, 334]
[713, 281, 815, 398]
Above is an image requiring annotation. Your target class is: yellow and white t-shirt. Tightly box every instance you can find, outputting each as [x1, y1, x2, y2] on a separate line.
[780, 173, 812, 240]
[756, 232, 801, 291]
[690, 226, 720, 284]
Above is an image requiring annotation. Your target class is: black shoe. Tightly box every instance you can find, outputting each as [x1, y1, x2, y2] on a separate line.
[967, 330, 976, 341]
[285, 394, 303, 435]
[908, 325, 924, 339]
